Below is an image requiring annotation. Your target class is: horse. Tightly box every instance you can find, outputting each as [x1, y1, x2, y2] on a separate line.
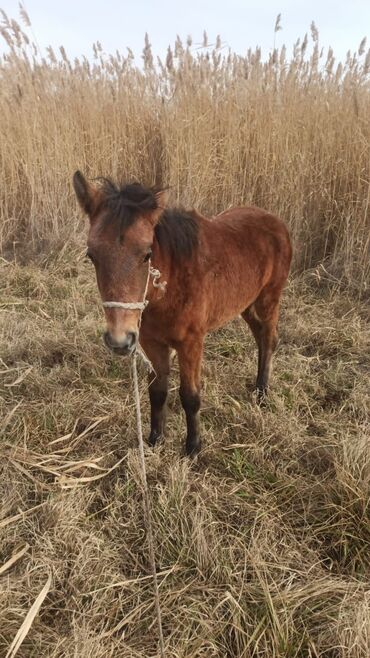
[73, 171, 292, 456]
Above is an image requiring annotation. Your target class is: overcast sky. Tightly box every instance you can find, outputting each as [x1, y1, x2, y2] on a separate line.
[1, 1, 369, 63]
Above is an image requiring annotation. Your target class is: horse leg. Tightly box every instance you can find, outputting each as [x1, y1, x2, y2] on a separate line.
[177, 336, 204, 457]
[139, 336, 170, 447]
[242, 292, 280, 401]
[253, 288, 280, 400]
[241, 305, 262, 383]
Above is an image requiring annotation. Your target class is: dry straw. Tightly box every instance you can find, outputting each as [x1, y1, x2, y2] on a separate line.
[1, 244, 369, 655]
[0, 544, 29, 576]
[5, 573, 52, 658]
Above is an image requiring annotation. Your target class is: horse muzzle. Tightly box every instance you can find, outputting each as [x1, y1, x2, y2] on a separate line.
[103, 330, 138, 356]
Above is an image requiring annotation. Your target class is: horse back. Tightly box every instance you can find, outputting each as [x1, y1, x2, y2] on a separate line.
[183, 206, 292, 331]
[210, 205, 292, 277]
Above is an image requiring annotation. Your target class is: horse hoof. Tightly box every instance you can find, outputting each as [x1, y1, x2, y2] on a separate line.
[256, 387, 268, 406]
[147, 430, 161, 447]
[184, 441, 201, 459]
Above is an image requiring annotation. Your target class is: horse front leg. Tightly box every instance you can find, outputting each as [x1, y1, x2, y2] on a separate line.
[177, 336, 204, 457]
[139, 335, 170, 447]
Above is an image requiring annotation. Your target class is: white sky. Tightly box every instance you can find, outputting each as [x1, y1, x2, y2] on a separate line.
[1, 0, 369, 62]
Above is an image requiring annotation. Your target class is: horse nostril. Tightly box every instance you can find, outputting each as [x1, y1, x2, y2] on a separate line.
[103, 331, 113, 348]
[126, 332, 137, 349]
[103, 330, 137, 353]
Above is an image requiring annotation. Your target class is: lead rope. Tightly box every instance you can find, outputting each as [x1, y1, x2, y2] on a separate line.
[103, 262, 166, 657]
[132, 353, 165, 658]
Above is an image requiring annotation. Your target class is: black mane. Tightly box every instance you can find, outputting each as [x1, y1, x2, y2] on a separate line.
[156, 209, 198, 261]
[98, 178, 198, 260]
[98, 178, 158, 225]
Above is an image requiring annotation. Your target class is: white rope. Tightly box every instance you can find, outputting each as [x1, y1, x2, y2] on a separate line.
[150, 267, 167, 293]
[103, 261, 165, 655]
[102, 266, 166, 311]
[132, 353, 165, 657]
[103, 300, 148, 310]
[135, 344, 155, 371]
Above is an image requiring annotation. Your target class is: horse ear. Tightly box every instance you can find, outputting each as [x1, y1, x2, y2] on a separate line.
[73, 171, 101, 217]
[148, 189, 168, 225]
[155, 189, 168, 209]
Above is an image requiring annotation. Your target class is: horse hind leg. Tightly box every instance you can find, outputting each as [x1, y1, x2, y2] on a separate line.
[241, 305, 262, 385]
[177, 335, 204, 457]
[242, 291, 280, 401]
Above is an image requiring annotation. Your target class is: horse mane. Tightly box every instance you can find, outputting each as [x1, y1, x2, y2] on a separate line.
[98, 178, 198, 260]
[156, 209, 198, 260]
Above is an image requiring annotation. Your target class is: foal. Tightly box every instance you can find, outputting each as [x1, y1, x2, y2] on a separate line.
[73, 172, 292, 456]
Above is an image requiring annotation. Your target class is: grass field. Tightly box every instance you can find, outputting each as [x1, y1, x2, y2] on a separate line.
[1, 6, 370, 658]
[1, 255, 369, 657]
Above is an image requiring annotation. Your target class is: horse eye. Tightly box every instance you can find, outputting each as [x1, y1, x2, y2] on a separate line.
[143, 250, 152, 263]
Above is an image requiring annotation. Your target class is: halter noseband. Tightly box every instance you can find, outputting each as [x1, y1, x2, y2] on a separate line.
[102, 265, 166, 312]
[102, 300, 149, 311]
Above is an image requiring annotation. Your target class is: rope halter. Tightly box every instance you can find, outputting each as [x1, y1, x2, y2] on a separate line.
[102, 300, 148, 311]
[102, 265, 167, 312]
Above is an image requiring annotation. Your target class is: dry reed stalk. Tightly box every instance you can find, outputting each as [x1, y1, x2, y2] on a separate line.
[0, 544, 29, 576]
[5, 573, 52, 658]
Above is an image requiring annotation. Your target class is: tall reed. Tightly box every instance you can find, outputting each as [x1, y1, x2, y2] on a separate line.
[1, 8, 369, 289]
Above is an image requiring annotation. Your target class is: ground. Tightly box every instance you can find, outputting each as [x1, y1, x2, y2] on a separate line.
[1, 252, 369, 657]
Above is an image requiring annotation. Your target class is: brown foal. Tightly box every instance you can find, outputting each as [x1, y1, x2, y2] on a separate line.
[73, 171, 292, 456]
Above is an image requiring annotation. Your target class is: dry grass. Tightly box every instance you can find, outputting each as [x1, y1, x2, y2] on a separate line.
[0, 9, 369, 290]
[1, 252, 369, 657]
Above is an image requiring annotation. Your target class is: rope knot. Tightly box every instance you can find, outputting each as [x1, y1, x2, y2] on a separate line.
[150, 266, 167, 293]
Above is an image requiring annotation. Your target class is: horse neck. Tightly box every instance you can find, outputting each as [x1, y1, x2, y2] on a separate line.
[148, 209, 203, 303]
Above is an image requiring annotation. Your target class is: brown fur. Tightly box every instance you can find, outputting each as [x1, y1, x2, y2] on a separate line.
[73, 172, 292, 456]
